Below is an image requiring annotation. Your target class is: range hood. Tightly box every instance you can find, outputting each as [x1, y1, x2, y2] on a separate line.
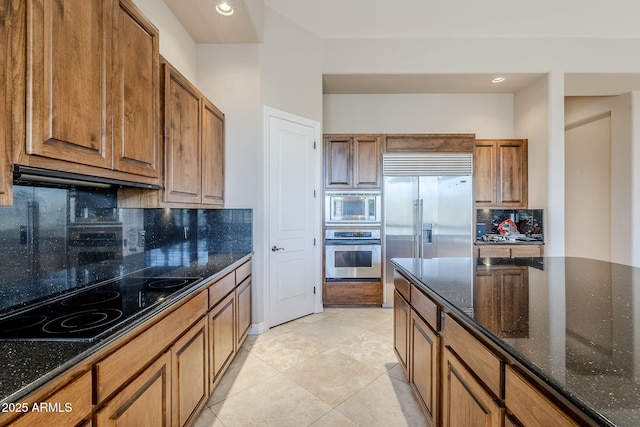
[13, 165, 163, 190]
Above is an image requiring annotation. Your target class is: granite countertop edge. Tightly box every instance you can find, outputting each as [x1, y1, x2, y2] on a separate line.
[390, 257, 614, 427]
[0, 251, 253, 406]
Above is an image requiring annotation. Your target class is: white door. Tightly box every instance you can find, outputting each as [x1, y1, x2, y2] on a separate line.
[267, 109, 320, 327]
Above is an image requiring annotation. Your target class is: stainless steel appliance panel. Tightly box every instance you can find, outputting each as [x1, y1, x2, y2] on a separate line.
[325, 229, 381, 280]
[325, 191, 381, 224]
[383, 168, 472, 305]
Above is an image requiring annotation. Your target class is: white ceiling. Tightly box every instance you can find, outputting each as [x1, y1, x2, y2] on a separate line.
[163, 0, 640, 95]
[264, 0, 640, 40]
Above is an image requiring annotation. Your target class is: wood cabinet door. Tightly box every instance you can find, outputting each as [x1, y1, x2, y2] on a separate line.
[410, 311, 439, 426]
[201, 98, 225, 206]
[172, 317, 208, 427]
[0, 0, 11, 206]
[112, 0, 160, 178]
[353, 135, 381, 188]
[442, 348, 504, 427]
[473, 140, 497, 206]
[236, 277, 252, 348]
[27, 0, 112, 169]
[95, 351, 171, 427]
[505, 366, 580, 427]
[163, 62, 202, 204]
[10, 371, 92, 427]
[324, 135, 352, 188]
[497, 140, 528, 208]
[209, 292, 236, 389]
[474, 139, 528, 208]
[393, 290, 410, 376]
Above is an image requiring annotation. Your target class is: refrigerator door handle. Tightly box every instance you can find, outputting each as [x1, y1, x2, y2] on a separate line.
[418, 199, 424, 259]
[412, 199, 419, 258]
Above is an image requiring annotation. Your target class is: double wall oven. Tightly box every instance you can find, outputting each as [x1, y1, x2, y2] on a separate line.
[324, 191, 382, 283]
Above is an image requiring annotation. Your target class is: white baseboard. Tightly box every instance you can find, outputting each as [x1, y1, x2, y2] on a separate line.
[248, 322, 268, 335]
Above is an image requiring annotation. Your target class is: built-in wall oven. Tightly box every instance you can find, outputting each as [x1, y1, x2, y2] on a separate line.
[325, 229, 381, 280]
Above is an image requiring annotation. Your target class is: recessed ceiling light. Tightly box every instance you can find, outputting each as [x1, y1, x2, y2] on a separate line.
[491, 76, 506, 84]
[216, 1, 234, 16]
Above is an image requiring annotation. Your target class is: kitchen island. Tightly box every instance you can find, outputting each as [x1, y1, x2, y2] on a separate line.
[0, 245, 252, 426]
[392, 256, 640, 427]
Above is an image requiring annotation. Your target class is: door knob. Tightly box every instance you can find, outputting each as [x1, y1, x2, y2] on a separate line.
[271, 246, 284, 252]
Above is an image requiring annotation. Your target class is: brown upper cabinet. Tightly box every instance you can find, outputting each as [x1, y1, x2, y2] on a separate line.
[0, 1, 11, 206]
[119, 59, 225, 208]
[324, 134, 381, 189]
[474, 139, 528, 208]
[162, 60, 225, 207]
[384, 134, 475, 153]
[7, 0, 161, 196]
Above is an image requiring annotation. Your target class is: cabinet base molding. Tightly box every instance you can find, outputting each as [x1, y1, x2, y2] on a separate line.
[324, 281, 383, 305]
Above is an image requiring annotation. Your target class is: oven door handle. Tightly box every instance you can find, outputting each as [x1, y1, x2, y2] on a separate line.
[324, 239, 381, 246]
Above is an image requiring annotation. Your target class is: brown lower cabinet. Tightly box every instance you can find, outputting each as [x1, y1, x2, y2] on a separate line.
[8, 371, 93, 427]
[410, 310, 439, 426]
[4, 257, 252, 427]
[393, 290, 410, 375]
[393, 268, 591, 427]
[172, 318, 209, 427]
[209, 292, 236, 389]
[95, 351, 172, 426]
[442, 347, 503, 427]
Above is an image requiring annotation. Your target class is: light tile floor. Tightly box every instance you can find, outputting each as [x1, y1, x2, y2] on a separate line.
[194, 307, 428, 427]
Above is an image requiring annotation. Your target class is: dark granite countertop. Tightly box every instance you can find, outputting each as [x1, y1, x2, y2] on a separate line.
[0, 246, 252, 405]
[391, 256, 640, 427]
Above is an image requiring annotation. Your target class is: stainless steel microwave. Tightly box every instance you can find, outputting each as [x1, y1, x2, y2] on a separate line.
[325, 191, 381, 224]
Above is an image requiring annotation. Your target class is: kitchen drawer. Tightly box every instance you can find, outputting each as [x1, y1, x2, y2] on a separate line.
[476, 244, 543, 258]
[94, 291, 207, 403]
[510, 245, 543, 257]
[236, 259, 252, 284]
[394, 270, 411, 301]
[9, 371, 92, 427]
[209, 271, 235, 308]
[442, 313, 503, 398]
[505, 366, 579, 427]
[410, 284, 439, 331]
[477, 246, 511, 258]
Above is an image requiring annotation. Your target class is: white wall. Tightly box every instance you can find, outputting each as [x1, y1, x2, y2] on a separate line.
[565, 95, 634, 265]
[195, 7, 322, 328]
[259, 8, 323, 122]
[322, 38, 640, 74]
[323, 94, 514, 137]
[565, 114, 612, 261]
[515, 76, 550, 208]
[196, 44, 264, 324]
[131, 0, 198, 81]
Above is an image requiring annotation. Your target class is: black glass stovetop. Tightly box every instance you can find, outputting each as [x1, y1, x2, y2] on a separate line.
[0, 275, 202, 342]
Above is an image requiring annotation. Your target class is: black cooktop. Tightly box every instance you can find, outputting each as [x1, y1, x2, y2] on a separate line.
[0, 275, 202, 342]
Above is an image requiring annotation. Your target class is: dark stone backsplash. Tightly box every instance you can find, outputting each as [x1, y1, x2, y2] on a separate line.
[0, 185, 252, 313]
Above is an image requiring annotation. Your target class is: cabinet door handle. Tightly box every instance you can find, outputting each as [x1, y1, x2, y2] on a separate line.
[271, 246, 284, 252]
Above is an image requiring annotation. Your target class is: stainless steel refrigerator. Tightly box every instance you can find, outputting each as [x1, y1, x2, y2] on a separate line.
[383, 154, 473, 304]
